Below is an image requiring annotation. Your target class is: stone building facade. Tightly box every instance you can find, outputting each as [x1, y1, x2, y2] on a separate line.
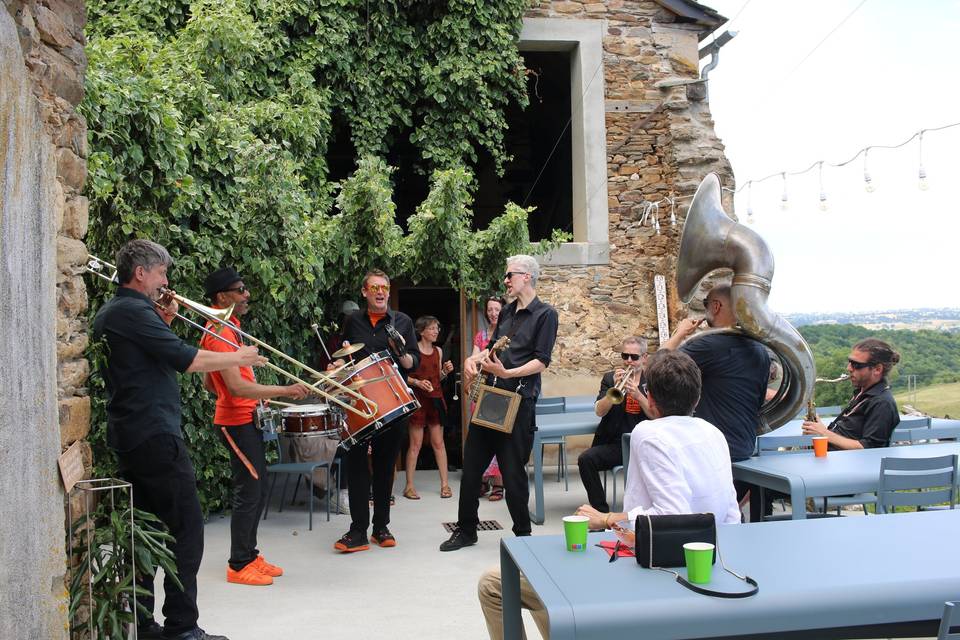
[1, 1, 88, 637]
[522, 0, 733, 395]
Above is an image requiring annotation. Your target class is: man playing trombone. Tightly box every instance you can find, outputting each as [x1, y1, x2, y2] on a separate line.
[92, 240, 266, 640]
[578, 336, 650, 513]
[200, 267, 311, 586]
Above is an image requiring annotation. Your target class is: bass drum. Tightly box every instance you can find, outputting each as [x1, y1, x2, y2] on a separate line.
[335, 350, 419, 450]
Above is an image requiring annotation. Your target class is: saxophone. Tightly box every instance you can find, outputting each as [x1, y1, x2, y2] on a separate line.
[805, 374, 850, 421]
[469, 336, 511, 402]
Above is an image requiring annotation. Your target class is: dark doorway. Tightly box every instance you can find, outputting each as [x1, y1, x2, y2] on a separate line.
[473, 50, 573, 241]
[396, 286, 464, 470]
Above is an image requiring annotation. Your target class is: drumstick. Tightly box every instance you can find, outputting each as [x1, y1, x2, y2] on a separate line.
[312, 323, 332, 362]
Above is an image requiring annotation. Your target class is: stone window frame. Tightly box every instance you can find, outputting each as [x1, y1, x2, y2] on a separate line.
[519, 17, 610, 266]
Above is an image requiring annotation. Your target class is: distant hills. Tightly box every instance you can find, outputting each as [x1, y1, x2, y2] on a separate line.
[785, 308, 960, 332]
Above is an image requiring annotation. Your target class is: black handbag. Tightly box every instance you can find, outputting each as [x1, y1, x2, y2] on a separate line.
[635, 513, 759, 598]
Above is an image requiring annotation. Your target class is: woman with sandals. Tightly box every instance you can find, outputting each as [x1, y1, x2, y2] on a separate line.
[404, 315, 455, 499]
[471, 297, 506, 502]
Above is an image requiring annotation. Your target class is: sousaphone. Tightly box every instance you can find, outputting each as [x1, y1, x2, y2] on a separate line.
[676, 173, 815, 430]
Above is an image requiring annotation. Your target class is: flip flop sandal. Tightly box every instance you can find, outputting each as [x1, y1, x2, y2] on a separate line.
[488, 486, 504, 502]
[440, 485, 453, 499]
[403, 488, 421, 500]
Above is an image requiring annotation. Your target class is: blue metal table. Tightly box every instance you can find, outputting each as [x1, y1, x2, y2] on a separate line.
[501, 509, 960, 640]
[733, 441, 960, 520]
[757, 415, 933, 450]
[529, 411, 599, 525]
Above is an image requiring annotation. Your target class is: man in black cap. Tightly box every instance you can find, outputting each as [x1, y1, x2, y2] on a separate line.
[201, 267, 311, 586]
[93, 240, 267, 640]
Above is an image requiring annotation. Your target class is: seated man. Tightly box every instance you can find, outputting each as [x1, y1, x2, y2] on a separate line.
[802, 338, 901, 449]
[578, 336, 649, 513]
[477, 350, 741, 640]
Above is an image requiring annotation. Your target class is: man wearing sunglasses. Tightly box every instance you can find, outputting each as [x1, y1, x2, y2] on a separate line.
[802, 338, 901, 449]
[578, 336, 651, 512]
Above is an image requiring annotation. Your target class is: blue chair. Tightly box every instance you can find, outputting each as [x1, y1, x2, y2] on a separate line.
[938, 601, 960, 640]
[876, 454, 958, 514]
[536, 397, 565, 415]
[261, 432, 340, 530]
[605, 432, 631, 511]
[539, 434, 568, 489]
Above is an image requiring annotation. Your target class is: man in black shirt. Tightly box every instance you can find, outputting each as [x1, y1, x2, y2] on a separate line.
[664, 285, 769, 464]
[578, 336, 650, 512]
[803, 338, 901, 449]
[93, 239, 265, 640]
[332, 269, 419, 553]
[441, 254, 559, 551]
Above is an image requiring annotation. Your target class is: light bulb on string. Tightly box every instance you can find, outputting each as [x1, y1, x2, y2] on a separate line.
[863, 148, 875, 193]
[669, 196, 677, 226]
[779, 172, 789, 211]
[918, 131, 929, 191]
[817, 162, 828, 212]
[745, 181, 755, 225]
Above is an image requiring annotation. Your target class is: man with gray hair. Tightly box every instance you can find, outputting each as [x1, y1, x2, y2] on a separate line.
[93, 239, 266, 640]
[441, 254, 558, 551]
[579, 335, 650, 512]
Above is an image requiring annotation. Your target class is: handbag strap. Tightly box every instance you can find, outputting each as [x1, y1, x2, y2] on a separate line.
[644, 514, 759, 599]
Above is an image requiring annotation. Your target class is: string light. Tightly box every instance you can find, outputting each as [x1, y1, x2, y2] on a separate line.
[863, 147, 875, 193]
[779, 172, 789, 210]
[746, 181, 755, 225]
[918, 131, 929, 191]
[817, 161, 828, 212]
[669, 195, 677, 226]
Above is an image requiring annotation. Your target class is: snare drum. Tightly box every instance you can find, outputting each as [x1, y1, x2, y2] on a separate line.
[336, 351, 420, 450]
[280, 404, 341, 437]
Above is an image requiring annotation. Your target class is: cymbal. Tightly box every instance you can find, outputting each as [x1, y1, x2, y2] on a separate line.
[347, 375, 393, 390]
[331, 343, 365, 359]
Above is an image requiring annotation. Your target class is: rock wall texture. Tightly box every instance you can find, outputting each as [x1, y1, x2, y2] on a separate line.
[525, 0, 732, 396]
[2, 0, 88, 637]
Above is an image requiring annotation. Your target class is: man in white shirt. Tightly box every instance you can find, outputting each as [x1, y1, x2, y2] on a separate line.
[476, 350, 741, 640]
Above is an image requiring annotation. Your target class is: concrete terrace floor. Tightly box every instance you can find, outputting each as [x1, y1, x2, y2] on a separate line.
[157, 467, 937, 640]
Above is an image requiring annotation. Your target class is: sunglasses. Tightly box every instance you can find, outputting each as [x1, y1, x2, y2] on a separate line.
[504, 271, 527, 280]
[365, 284, 390, 294]
[222, 285, 248, 294]
[621, 353, 643, 361]
[847, 358, 876, 370]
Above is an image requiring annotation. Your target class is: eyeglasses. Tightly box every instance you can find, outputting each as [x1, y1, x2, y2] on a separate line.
[621, 353, 643, 361]
[504, 271, 527, 280]
[365, 284, 390, 294]
[702, 297, 714, 308]
[847, 358, 876, 370]
[222, 285, 247, 294]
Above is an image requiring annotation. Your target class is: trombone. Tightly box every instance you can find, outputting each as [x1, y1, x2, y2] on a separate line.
[605, 368, 636, 405]
[85, 255, 378, 419]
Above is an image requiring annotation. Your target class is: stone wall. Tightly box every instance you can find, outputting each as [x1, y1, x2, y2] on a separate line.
[524, 0, 732, 396]
[2, 0, 88, 637]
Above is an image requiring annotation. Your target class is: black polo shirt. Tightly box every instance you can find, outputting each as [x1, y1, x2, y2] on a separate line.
[343, 308, 419, 379]
[829, 378, 900, 449]
[485, 296, 559, 400]
[92, 288, 199, 452]
[681, 332, 770, 461]
[592, 370, 647, 447]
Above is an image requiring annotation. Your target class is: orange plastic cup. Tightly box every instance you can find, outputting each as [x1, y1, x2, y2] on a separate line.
[812, 436, 828, 457]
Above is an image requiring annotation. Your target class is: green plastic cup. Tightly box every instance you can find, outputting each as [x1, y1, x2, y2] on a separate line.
[562, 515, 589, 552]
[683, 542, 715, 584]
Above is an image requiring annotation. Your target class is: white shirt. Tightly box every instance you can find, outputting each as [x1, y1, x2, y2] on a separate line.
[623, 415, 741, 526]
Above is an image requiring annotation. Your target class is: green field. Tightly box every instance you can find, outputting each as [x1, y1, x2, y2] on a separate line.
[894, 381, 960, 418]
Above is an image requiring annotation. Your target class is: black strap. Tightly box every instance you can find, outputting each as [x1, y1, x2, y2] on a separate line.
[673, 571, 759, 598]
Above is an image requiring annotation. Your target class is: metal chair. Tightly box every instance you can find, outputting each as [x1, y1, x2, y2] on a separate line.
[605, 432, 631, 511]
[539, 435, 568, 489]
[261, 432, 340, 530]
[938, 601, 960, 640]
[535, 397, 565, 415]
[876, 454, 958, 514]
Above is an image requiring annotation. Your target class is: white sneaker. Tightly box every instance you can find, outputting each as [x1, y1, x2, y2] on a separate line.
[336, 489, 350, 515]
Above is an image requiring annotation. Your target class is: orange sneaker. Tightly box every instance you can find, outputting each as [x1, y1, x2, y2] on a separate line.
[252, 555, 283, 577]
[227, 563, 273, 586]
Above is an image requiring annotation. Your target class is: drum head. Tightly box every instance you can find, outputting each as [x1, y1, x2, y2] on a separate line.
[281, 403, 330, 416]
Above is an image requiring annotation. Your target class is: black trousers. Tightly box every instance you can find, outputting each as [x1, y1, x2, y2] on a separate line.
[577, 442, 623, 512]
[457, 398, 536, 536]
[216, 422, 267, 571]
[117, 434, 204, 636]
[346, 416, 405, 534]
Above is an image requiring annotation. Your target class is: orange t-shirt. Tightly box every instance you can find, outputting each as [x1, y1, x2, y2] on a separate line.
[368, 311, 386, 327]
[200, 316, 257, 426]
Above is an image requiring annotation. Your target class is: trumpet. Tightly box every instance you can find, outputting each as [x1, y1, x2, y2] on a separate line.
[85, 254, 378, 420]
[605, 368, 636, 405]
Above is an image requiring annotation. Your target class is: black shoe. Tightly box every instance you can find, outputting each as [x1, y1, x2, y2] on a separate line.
[138, 621, 164, 639]
[334, 529, 370, 553]
[163, 628, 228, 640]
[440, 528, 477, 552]
[370, 527, 397, 548]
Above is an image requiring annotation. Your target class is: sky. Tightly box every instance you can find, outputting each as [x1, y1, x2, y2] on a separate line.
[700, 0, 960, 313]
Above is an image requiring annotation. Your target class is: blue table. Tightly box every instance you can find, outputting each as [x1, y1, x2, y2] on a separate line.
[758, 415, 933, 451]
[529, 411, 599, 525]
[501, 509, 960, 640]
[733, 441, 960, 520]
